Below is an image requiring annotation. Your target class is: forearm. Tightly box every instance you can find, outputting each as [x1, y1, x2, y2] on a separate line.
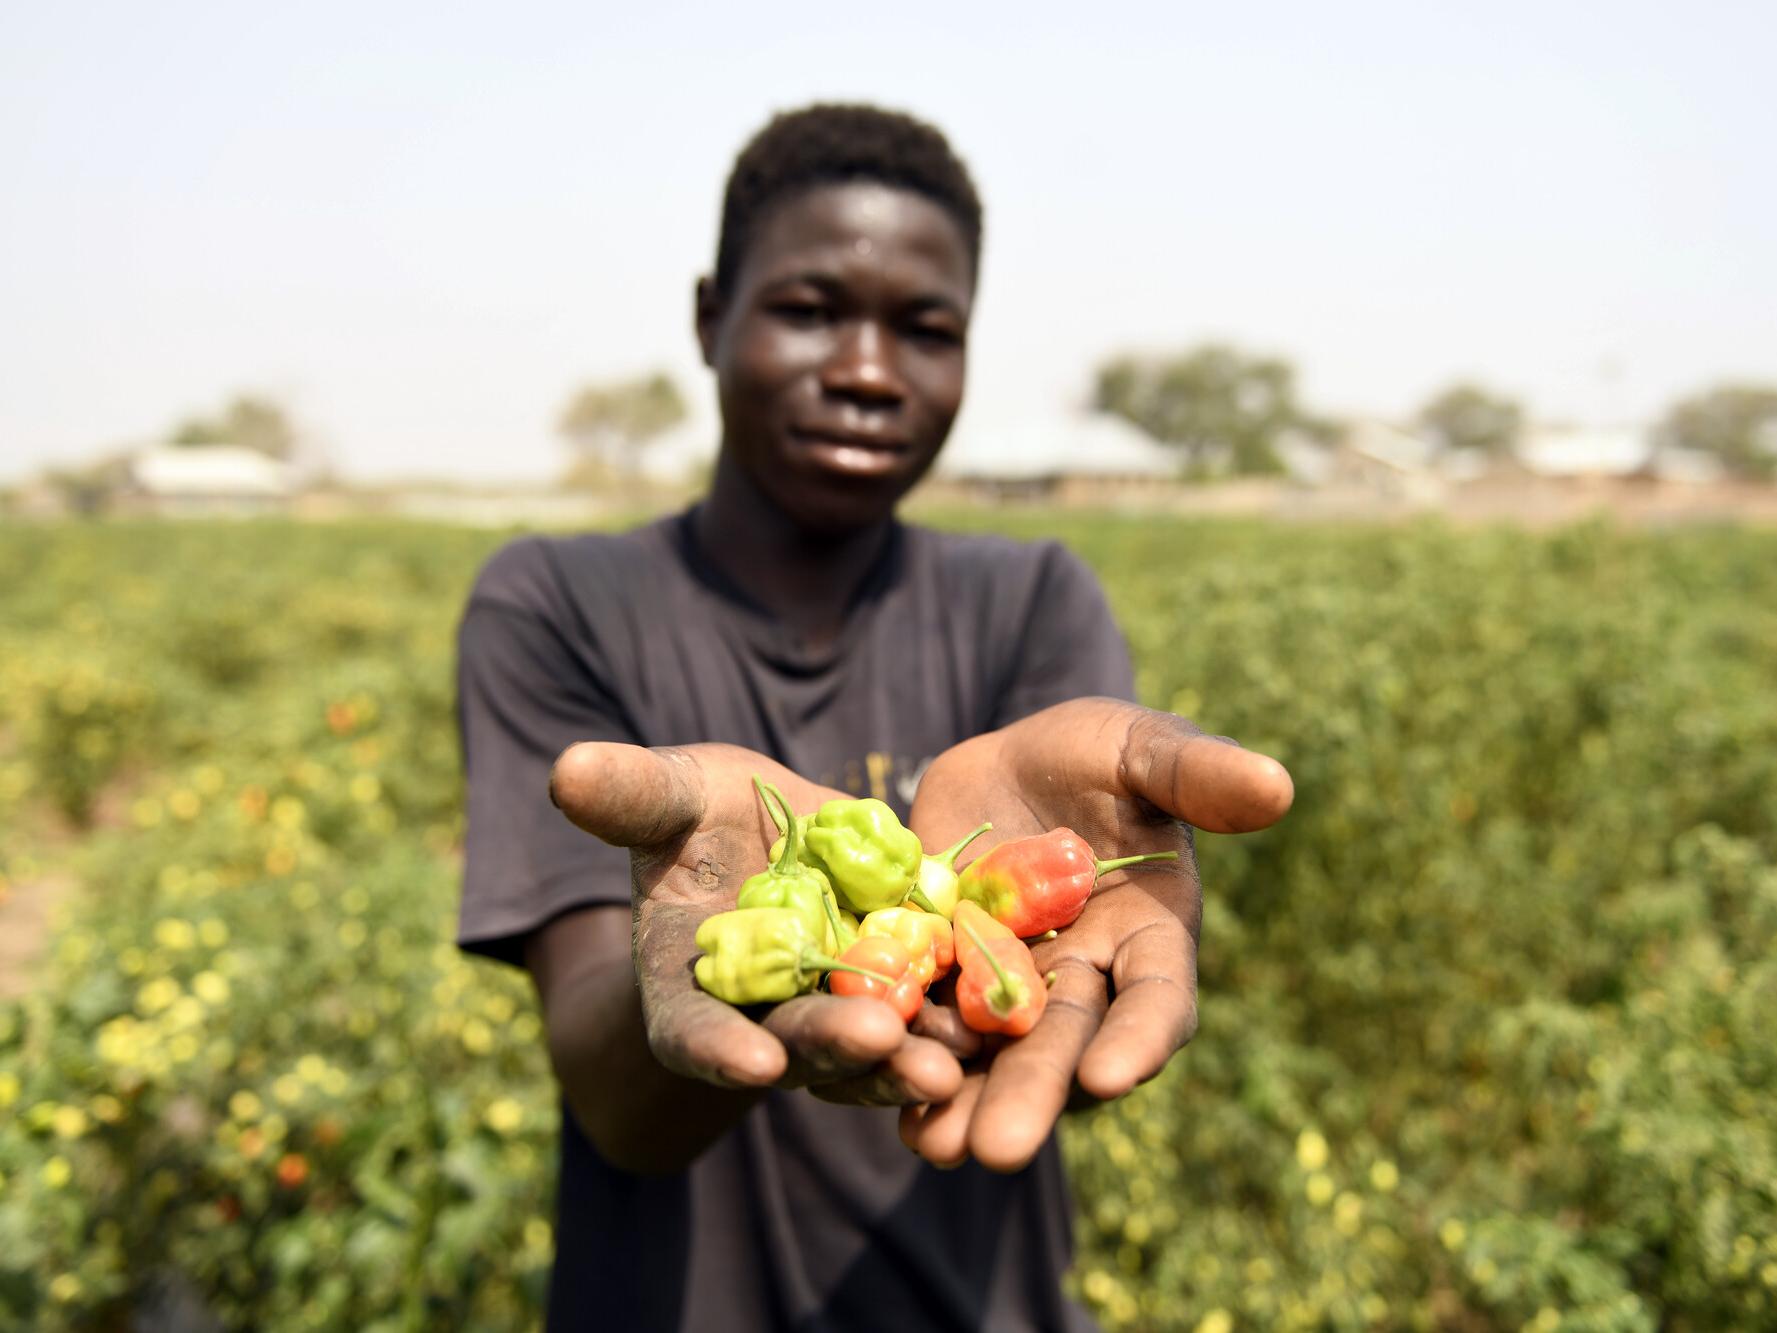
[529, 908, 763, 1175]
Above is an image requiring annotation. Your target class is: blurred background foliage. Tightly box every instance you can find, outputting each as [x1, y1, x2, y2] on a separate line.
[0, 514, 1772, 1331]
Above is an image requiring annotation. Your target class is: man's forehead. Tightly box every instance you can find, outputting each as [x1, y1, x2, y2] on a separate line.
[744, 182, 973, 291]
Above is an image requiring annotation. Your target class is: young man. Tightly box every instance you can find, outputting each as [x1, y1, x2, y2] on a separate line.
[456, 104, 1292, 1331]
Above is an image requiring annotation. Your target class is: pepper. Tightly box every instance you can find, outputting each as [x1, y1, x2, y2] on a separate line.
[827, 937, 924, 1022]
[762, 785, 837, 884]
[952, 900, 1015, 972]
[833, 907, 861, 954]
[693, 907, 889, 1005]
[907, 822, 992, 918]
[957, 828, 1179, 936]
[735, 779, 838, 951]
[803, 798, 925, 916]
[955, 919, 1048, 1036]
[858, 906, 954, 988]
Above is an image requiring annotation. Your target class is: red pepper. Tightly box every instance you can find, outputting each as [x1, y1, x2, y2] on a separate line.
[952, 901, 1015, 973]
[955, 919, 1047, 1036]
[956, 828, 1178, 936]
[827, 936, 924, 1022]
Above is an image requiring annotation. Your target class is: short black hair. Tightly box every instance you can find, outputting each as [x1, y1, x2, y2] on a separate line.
[713, 103, 983, 298]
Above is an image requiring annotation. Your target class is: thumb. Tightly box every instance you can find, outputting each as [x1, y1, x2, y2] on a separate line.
[549, 742, 706, 849]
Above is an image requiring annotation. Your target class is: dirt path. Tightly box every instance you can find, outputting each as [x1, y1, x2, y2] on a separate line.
[0, 873, 77, 1000]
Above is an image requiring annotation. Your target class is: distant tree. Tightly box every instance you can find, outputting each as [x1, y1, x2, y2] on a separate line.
[1093, 344, 1311, 475]
[556, 373, 688, 489]
[1416, 383, 1524, 456]
[1656, 384, 1777, 480]
[170, 395, 298, 461]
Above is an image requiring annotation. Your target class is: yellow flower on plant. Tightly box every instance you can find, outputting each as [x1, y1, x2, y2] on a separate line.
[272, 1074, 304, 1106]
[198, 918, 229, 948]
[296, 1054, 327, 1084]
[49, 1273, 82, 1303]
[168, 1034, 200, 1064]
[350, 773, 381, 804]
[90, 1094, 124, 1124]
[320, 1067, 349, 1096]
[154, 919, 196, 950]
[0, 1071, 19, 1108]
[42, 1155, 72, 1188]
[168, 789, 201, 820]
[228, 1090, 263, 1121]
[523, 1217, 553, 1251]
[52, 1106, 90, 1140]
[1370, 1159, 1399, 1193]
[136, 977, 181, 1016]
[1295, 1128, 1328, 1171]
[460, 1019, 494, 1055]
[1333, 1192, 1363, 1236]
[1305, 1172, 1334, 1206]
[193, 971, 230, 1006]
[1194, 1310, 1233, 1333]
[485, 1098, 524, 1135]
[1439, 1218, 1468, 1251]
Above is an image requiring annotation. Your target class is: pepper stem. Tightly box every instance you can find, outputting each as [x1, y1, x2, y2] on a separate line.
[757, 781, 800, 875]
[802, 950, 893, 987]
[906, 887, 942, 915]
[755, 774, 790, 837]
[818, 883, 845, 945]
[960, 919, 1027, 1018]
[1093, 850, 1180, 879]
[933, 821, 993, 869]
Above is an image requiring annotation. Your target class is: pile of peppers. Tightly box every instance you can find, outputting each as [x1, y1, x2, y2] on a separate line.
[695, 778, 1179, 1040]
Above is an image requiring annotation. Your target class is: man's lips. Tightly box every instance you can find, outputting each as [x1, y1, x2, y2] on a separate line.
[788, 428, 912, 477]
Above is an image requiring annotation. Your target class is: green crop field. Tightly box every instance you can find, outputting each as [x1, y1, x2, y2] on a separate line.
[2, 514, 1774, 1331]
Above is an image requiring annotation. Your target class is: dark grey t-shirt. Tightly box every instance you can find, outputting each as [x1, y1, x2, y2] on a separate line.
[456, 509, 1133, 1333]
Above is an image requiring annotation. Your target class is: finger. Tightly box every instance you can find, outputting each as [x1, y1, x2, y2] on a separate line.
[762, 994, 909, 1084]
[550, 742, 705, 848]
[809, 1035, 966, 1107]
[643, 986, 789, 1087]
[1121, 708, 1294, 834]
[1076, 918, 1199, 1100]
[910, 1000, 984, 1061]
[902, 1074, 985, 1168]
[965, 958, 1110, 1172]
[633, 900, 789, 1086]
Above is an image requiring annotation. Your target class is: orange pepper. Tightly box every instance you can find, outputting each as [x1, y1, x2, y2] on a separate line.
[828, 936, 924, 1022]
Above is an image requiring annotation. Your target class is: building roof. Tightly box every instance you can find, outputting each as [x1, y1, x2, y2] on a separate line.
[131, 445, 296, 497]
[1516, 426, 1651, 478]
[935, 414, 1178, 481]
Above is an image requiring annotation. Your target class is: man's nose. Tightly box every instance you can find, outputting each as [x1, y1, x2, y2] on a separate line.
[821, 321, 904, 405]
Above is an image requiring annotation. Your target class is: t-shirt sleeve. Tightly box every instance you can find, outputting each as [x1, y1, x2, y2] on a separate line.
[455, 582, 638, 967]
[990, 543, 1137, 726]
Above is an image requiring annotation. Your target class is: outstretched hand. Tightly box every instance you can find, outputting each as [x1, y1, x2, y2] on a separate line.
[548, 742, 973, 1108]
[899, 697, 1293, 1171]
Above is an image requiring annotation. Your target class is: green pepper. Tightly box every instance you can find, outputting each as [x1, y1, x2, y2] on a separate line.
[693, 907, 889, 1005]
[804, 797, 925, 915]
[736, 780, 838, 951]
[761, 780, 837, 884]
[833, 906, 860, 954]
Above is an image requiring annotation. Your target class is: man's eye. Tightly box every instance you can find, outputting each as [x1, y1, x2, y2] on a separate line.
[910, 323, 962, 346]
[772, 302, 830, 325]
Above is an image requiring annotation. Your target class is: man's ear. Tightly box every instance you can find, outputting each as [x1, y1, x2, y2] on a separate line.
[694, 276, 723, 369]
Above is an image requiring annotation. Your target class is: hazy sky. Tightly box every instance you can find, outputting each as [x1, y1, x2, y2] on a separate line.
[3, 1, 1772, 482]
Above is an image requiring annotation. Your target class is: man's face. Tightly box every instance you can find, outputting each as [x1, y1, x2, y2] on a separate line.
[699, 182, 973, 535]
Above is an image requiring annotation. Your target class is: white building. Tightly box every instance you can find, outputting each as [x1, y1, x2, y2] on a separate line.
[126, 445, 298, 516]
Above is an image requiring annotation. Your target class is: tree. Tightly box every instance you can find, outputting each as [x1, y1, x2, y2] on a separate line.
[556, 373, 688, 489]
[1656, 384, 1777, 480]
[170, 395, 298, 461]
[1093, 344, 1310, 475]
[1415, 383, 1524, 456]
